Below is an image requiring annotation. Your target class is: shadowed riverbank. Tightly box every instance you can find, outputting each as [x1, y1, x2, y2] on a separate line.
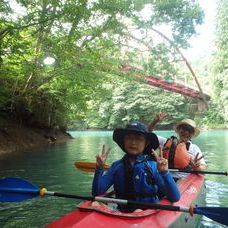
[0, 116, 73, 156]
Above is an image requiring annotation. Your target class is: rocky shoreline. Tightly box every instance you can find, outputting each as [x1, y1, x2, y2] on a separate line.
[0, 118, 74, 157]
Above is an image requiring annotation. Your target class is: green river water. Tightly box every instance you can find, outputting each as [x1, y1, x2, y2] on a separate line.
[0, 130, 228, 228]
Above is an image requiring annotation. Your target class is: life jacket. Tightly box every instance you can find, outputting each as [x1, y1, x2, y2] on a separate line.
[163, 136, 191, 169]
[117, 156, 157, 212]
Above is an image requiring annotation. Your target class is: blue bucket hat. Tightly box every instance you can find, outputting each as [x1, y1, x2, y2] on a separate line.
[113, 121, 159, 154]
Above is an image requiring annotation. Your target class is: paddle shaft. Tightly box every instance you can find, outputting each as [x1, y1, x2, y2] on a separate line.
[96, 197, 190, 213]
[75, 161, 228, 175]
[44, 190, 189, 213]
[169, 169, 228, 176]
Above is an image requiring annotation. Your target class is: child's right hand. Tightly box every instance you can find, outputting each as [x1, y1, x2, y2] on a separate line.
[152, 146, 168, 172]
[96, 144, 112, 169]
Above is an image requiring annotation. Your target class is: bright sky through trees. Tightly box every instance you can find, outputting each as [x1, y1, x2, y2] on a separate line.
[43, 57, 55, 65]
[182, 0, 216, 61]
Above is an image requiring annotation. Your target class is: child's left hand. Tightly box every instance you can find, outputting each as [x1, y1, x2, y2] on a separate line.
[152, 146, 168, 172]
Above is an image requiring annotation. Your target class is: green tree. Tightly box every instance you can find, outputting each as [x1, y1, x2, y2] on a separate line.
[0, 0, 204, 129]
[212, 0, 228, 126]
[85, 80, 191, 129]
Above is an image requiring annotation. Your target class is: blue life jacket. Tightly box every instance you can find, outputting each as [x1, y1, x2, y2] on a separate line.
[115, 155, 159, 212]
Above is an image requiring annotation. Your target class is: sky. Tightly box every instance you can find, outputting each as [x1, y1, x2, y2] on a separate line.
[182, 0, 217, 61]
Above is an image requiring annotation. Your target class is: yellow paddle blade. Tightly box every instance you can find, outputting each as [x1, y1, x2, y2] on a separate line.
[74, 161, 110, 172]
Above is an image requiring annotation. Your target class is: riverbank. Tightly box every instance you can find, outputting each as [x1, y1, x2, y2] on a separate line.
[0, 117, 74, 156]
[1, 117, 226, 157]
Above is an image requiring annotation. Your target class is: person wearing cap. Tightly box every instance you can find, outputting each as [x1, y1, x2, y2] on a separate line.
[92, 121, 180, 213]
[148, 113, 207, 180]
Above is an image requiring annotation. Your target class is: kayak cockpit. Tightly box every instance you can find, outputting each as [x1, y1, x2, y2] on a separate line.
[77, 200, 163, 218]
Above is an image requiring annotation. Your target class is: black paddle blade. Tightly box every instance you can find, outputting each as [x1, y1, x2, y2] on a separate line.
[194, 206, 228, 226]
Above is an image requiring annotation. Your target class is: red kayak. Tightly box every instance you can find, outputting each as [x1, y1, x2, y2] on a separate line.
[46, 174, 205, 228]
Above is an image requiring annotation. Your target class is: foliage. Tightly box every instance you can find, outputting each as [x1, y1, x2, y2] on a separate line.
[84, 80, 191, 129]
[0, 0, 206, 129]
[211, 0, 228, 126]
[150, 0, 204, 48]
[194, 101, 225, 129]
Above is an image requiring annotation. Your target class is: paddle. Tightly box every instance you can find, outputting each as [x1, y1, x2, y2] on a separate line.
[74, 161, 228, 175]
[75, 161, 110, 172]
[0, 177, 228, 226]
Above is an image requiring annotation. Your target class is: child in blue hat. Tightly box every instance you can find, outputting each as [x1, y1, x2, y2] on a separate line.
[92, 121, 180, 212]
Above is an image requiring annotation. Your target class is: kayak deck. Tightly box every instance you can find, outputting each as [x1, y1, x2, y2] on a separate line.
[46, 174, 205, 228]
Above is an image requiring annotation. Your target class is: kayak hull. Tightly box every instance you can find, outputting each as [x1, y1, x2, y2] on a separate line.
[46, 174, 205, 228]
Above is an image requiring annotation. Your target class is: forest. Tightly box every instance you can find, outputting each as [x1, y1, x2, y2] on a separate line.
[0, 0, 228, 132]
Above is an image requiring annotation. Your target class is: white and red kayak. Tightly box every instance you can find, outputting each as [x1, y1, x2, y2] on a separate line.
[46, 174, 205, 228]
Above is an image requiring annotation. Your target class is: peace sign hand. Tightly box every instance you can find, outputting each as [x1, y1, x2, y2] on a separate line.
[96, 145, 112, 169]
[189, 152, 204, 171]
[152, 146, 168, 172]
